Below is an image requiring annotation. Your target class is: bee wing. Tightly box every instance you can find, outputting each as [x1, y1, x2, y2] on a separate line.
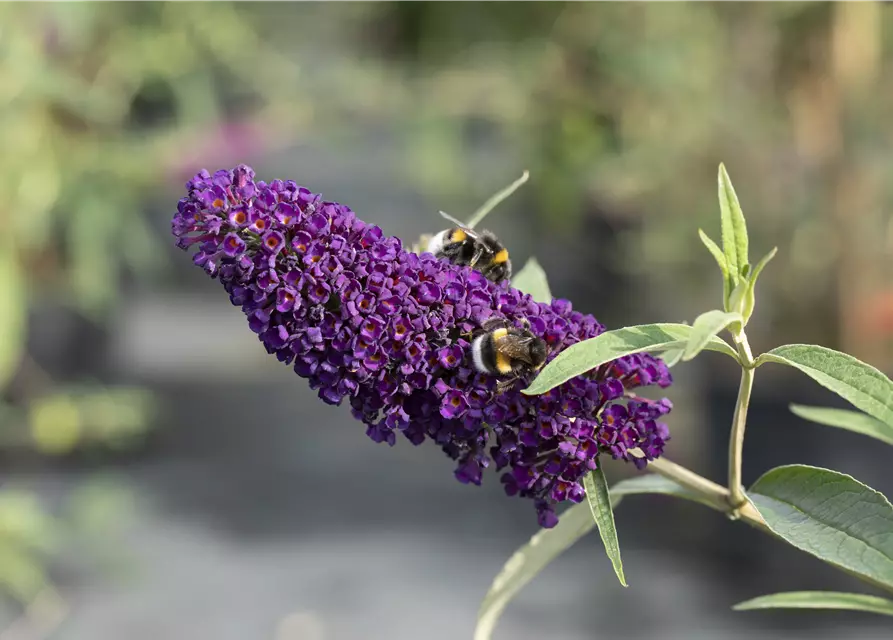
[437, 211, 481, 240]
[438, 210, 468, 228]
[498, 337, 536, 365]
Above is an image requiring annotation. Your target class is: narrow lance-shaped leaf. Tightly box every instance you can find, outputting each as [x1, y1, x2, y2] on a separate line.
[748, 465, 893, 593]
[747, 246, 777, 290]
[475, 470, 714, 640]
[739, 246, 777, 324]
[683, 310, 742, 361]
[789, 404, 893, 447]
[511, 257, 552, 304]
[733, 591, 893, 617]
[474, 501, 595, 640]
[717, 163, 749, 284]
[466, 170, 530, 230]
[698, 229, 731, 307]
[584, 467, 626, 587]
[658, 348, 684, 368]
[755, 345, 893, 427]
[523, 323, 739, 396]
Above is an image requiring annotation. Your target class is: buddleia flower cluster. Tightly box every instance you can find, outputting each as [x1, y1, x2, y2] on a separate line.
[171, 165, 673, 527]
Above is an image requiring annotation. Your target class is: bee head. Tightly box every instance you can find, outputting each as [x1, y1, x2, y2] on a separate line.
[529, 338, 548, 369]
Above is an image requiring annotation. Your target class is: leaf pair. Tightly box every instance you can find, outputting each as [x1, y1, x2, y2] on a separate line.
[699, 164, 777, 326]
[740, 465, 893, 615]
[756, 344, 893, 427]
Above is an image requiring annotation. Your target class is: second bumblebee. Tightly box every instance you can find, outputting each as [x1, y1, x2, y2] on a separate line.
[470, 317, 548, 393]
[426, 212, 512, 284]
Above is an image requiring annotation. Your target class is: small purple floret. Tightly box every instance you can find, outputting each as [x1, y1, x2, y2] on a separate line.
[172, 164, 673, 528]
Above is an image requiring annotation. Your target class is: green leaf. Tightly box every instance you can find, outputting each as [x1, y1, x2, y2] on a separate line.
[739, 246, 778, 324]
[698, 229, 730, 306]
[466, 170, 530, 230]
[0, 243, 25, 391]
[733, 591, 893, 617]
[658, 348, 684, 368]
[523, 323, 738, 396]
[790, 404, 893, 447]
[511, 258, 552, 304]
[755, 345, 893, 427]
[583, 467, 626, 587]
[748, 465, 893, 592]
[474, 470, 721, 640]
[683, 310, 743, 361]
[748, 246, 778, 290]
[474, 501, 595, 640]
[718, 163, 749, 285]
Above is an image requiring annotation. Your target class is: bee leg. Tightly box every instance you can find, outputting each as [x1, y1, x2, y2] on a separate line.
[495, 376, 520, 395]
[468, 245, 485, 269]
[518, 317, 532, 331]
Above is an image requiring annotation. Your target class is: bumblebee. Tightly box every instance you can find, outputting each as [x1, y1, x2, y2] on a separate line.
[426, 211, 512, 284]
[470, 317, 548, 393]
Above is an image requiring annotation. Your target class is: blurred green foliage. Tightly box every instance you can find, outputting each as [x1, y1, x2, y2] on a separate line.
[0, 2, 305, 616]
[329, 2, 892, 357]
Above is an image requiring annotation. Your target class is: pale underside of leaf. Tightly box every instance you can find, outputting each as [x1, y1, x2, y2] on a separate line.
[748, 246, 777, 288]
[698, 229, 730, 305]
[466, 170, 530, 230]
[658, 348, 684, 368]
[523, 323, 738, 395]
[733, 591, 893, 617]
[756, 344, 893, 427]
[748, 465, 893, 593]
[683, 309, 742, 361]
[474, 471, 713, 640]
[511, 257, 552, 304]
[789, 404, 893, 447]
[584, 467, 626, 587]
[474, 501, 595, 640]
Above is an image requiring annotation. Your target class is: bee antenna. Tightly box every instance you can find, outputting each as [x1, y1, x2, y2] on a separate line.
[438, 210, 471, 229]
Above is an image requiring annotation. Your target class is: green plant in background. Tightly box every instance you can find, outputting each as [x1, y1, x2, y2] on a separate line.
[346, 2, 893, 362]
[475, 164, 893, 638]
[0, 1, 307, 621]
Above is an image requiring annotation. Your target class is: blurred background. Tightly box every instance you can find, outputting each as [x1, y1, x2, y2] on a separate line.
[0, 2, 892, 639]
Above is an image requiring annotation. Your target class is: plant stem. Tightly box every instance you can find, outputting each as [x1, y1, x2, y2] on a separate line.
[647, 457, 767, 531]
[727, 333, 755, 514]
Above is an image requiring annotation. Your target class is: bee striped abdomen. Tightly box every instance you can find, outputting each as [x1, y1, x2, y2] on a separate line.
[489, 328, 514, 374]
[494, 351, 513, 374]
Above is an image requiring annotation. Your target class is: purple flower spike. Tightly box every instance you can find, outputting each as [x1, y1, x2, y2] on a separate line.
[171, 164, 673, 528]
